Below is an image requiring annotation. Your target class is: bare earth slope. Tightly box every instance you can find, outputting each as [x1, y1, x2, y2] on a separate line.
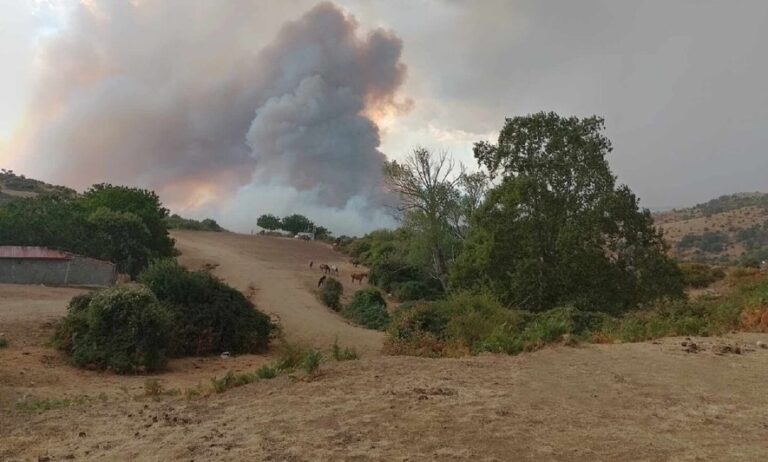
[172, 230, 383, 354]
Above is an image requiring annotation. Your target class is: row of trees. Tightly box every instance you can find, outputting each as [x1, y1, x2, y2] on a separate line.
[360, 112, 683, 314]
[257, 213, 331, 238]
[0, 184, 176, 277]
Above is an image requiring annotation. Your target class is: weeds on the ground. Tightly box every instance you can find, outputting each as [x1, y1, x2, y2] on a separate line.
[211, 370, 260, 393]
[209, 343, 331, 394]
[0, 337, 8, 348]
[256, 364, 278, 379]
[15, 396, 89, 412]
[332, 338, 359, 361]
[301, 349, 323, 375]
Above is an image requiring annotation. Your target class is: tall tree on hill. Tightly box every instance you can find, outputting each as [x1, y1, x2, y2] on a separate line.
[256, 214, 281, 231]
[280, 214, 313, 235]
[452, 112, 683, 313]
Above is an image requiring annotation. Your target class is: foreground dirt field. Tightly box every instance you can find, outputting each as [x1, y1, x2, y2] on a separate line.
[3, 336, 768, 461]
[2, 231, 768, 461]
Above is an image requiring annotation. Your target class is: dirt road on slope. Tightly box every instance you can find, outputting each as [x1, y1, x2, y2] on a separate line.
[172, 231, 383, 354]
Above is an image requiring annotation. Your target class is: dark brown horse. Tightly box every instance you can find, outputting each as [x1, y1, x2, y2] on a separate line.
[351, 272, 368, 284]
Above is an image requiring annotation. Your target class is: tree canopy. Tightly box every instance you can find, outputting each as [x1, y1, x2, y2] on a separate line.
[451, 112, 683, 312]
[0, 184, 176, 277]
[257, 214, 282, 231]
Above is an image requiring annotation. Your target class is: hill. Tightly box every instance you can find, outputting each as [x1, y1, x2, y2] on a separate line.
[0, 169, 75, 204]
[655, 192, 768, 265]
[2, 230, 768, 460]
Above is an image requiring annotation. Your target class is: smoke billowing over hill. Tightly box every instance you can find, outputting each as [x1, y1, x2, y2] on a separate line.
[9, 1, 407, 234]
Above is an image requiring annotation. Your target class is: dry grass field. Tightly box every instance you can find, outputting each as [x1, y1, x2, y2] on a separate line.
[2, 231, 768, 461]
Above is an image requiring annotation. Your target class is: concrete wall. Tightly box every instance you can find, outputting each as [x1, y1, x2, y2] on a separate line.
[0, 256, 116, 287]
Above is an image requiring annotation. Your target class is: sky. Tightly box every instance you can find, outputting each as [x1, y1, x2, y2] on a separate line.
[0, 0, 767, 233]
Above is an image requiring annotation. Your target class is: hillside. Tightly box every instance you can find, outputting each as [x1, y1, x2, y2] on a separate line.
[2, 231, 768, 461]
[0, 169, 75, 204]
[655, 192, 768, 265]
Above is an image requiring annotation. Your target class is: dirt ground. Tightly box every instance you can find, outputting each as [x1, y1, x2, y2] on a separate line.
[2, 231, 768, 461]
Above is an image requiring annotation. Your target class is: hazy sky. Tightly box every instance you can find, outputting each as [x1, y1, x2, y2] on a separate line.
[1, 0, 767, 232]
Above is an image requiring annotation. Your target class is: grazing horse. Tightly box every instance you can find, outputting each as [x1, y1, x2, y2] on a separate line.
[319, 263, 331, 274]
[309, 260, 314, 269]
[330, 265, 339, 275]
[351, 272, 368, 284]
[317, 275, 326, 288]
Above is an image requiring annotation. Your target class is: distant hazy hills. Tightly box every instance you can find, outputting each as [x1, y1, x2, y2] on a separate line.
[654, 192, 768, 265]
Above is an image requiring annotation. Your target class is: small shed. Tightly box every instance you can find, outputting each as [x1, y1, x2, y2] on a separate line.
[0, 246, 116, 287]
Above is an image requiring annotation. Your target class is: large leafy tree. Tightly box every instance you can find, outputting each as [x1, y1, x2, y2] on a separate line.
[280, 214, 313, 235]
[256, 214, 281, 231]
[81, 184, 175, 260]
[451, 112, 683, 313]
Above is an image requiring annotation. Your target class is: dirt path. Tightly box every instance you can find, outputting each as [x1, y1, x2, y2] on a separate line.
[172, 230, 383, 354]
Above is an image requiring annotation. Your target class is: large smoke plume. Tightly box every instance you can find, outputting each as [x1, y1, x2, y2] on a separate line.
[8, 1, 407, 233]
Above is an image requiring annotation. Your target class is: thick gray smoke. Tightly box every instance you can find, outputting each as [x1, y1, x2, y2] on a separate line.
[11, 1, 406, 233]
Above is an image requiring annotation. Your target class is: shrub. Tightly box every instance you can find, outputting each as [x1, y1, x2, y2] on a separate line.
[0, 337, 7, 348]
[679, 263, 726, 288]
[319, 277, 343, 310]
[332, 338, 359, 361]
[343, 288, 390, 330]
[256, 364, 278, 379]
[211, 371, 258, 393]
[394, 280, 439, 301]
[54, 285, 174, 373]
[301, 349, 323, 375]
[139, 259, 273, 356]
[273, 343, 311, 371]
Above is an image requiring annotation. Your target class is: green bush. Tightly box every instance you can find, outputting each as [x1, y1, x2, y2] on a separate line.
[0, 337, 7, 348]
[301, 349, 323, 375]
[319, 277, 343, 310]
[332, 338, 359, 361]
[343, 288, 390, 330]
[394, 280, 439, 301]
[256, 364, 278, 379]
[53, 286, 173, 373]
[679, 263, 726, 288]
[139, 259, 273, 356]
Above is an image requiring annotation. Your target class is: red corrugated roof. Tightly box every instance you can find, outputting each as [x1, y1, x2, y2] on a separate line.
[0, 246, 73, 260]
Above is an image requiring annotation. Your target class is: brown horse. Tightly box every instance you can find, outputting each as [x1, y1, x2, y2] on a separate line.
[319, 263, 331, 274]
[351, 272, 368, 284]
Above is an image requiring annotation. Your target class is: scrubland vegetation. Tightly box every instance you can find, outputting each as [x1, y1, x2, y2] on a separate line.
[337, 112, 767, 357]
[53, 260, 274, 373]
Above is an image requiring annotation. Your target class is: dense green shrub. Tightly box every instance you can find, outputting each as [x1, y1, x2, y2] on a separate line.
[53, 286, 173, 373]
[138, 259, 273, 356]
[394, 280, 440, 301]
[679, 263, 726, 288]
[319, 277, 343, 310]
[343, 288, 390, 330]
